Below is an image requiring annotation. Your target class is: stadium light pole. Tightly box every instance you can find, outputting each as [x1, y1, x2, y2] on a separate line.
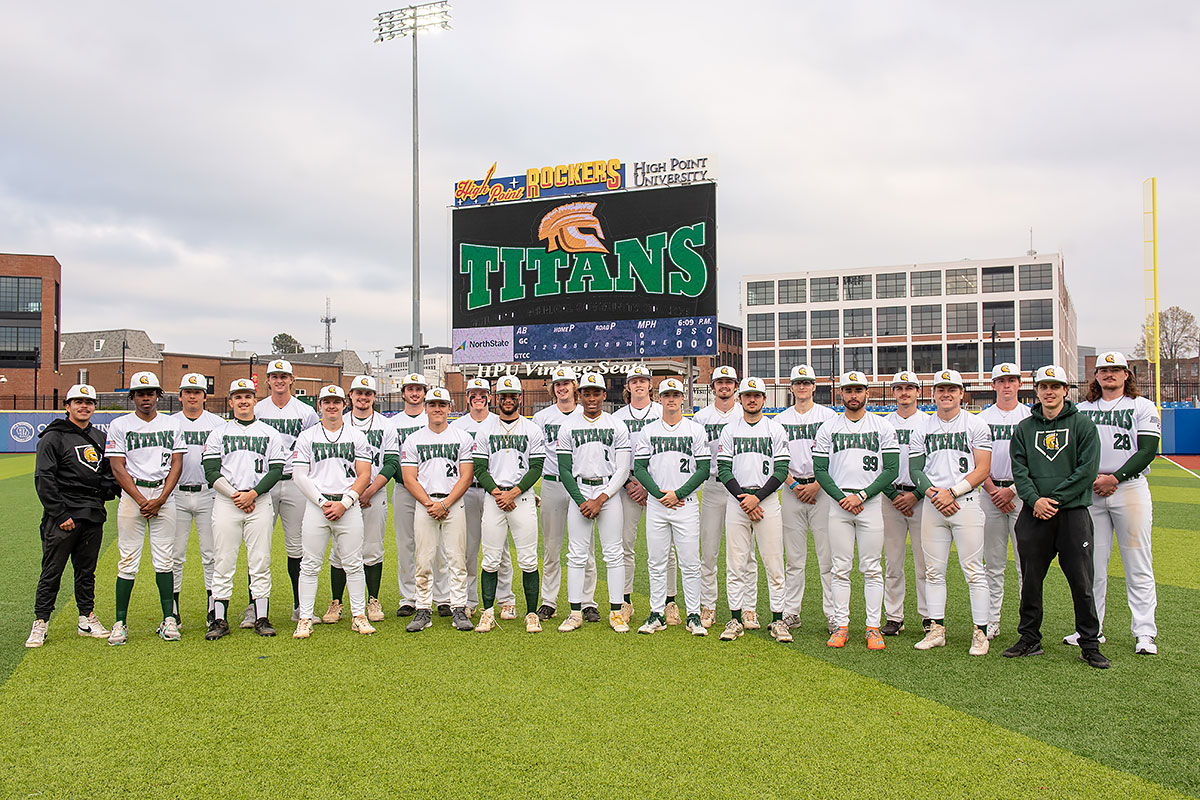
[375, 1, 452, 374]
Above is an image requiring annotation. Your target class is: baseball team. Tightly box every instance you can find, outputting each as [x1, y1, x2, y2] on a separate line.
[28, 352, 1160, 668]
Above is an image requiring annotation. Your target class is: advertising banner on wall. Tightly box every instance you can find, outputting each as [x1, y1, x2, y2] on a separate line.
[0, 411, 125, 453]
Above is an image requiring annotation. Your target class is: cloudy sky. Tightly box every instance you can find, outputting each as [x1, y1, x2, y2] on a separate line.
[3, 1, 1198, 365]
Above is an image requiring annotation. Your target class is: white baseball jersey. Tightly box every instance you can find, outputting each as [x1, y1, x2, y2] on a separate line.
[532, 404, 581, 478]
[885, 409, 930, 487]
[692, 403, 740, 461]
[390, 411, 428, 450]
[977, 403, 1032, 481]
[173, 409, 224, 486]
[292, 424, 372, 495]
[557, 412, 631, 479]
[344, 411, 397, 481]
[613, 401, 663, 466]
[105, 412, 186, 482]
[202, 419, 288, 488]
[774, 404, 839, 478]
[910, 411, 992, 487]
[401, 425, 473, 495]
[255, 396, 318, 475]
[472, 415, 547, 486]
[633, 417, 708, 493]
[715, 416, 789, 488]
[812, 413, 899, 490]
[1077, 396, 1162, 474]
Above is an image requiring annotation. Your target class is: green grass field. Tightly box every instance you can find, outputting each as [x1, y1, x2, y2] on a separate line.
[1, 454, 1197, 799]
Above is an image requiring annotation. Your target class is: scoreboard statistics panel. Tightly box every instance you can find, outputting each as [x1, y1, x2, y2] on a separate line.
[513, 316, 717, 361]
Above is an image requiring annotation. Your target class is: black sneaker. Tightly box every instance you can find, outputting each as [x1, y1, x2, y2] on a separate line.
[206, 609, 216, 627]
[254, 617, 277, 637]
[880, 619, 904, 636]
[205, 618, 230, 641]
[396, 604, 416, 617]
[451, 607, 474, 631]
[436, 603, 452, 617]
[1081, 649, 1110, 669]
[922, 618, 933, 633]
[582, 606, 601, 623]
[406, 608, 433, 632]
[536, 604, 556, 621]
[1002, 638, 1044, 658]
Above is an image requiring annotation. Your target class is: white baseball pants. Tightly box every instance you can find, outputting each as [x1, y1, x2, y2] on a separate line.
[982, 491, 1024, 627]
[211, 493, 274, 602]
[828, 495, 885, 628]
[621, 489, 678, 599]
[173, 488, 215, 593]
[566, 483, 624, 606]
[724, 493, 784, 614]
[1090, 478, 1157, 638]
[413, 498, 468, 609]
[540, 478, 597, 608]
[465, 486, 514, 608]
[921, 494, 989, 625]
[782, 487, 832, 619]
[882, 495, 927, 622]
[299, 503, 367, 619]
[698, 478, 755, 610]
[393, 483, 419, 607]
[332, 490, 387, 570]
[270, 478, 307, 559]
[116, 487, 177, 580]
[481, 491, 539, 574]
[645, 496, 701, 615]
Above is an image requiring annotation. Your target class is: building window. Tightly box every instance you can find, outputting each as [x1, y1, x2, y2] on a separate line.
[93, 338, 104, 352]
[946, 268, 978, 295]
[78, 369, 89, 385]
[811, 310, 839, 339]
[946, 302, 978, 334]
[912, 304, 941, 335]
[844, 308, 872, 337]
[811, 347, 839, 377]
[1020, 263, 1053, 291]
[877, 272, 906, 299]
[1020, 340, 1054, 371]
[982, 266, 1014, 293]
[877, 345, 908, 376]
[1020, 298, 1054, 329]
[747, 350, 775, 379]
[912, 270, 941, 297]
[778, 311, 806, 340]
[0, 276, 42, 313]
[983, 301, 1015, 333]
[843, 274, 872, 301]
[778, 279, 805, 304]
[912, 344, 942, 373]
[747, 281, 774, 306]
[844, 347, 873, 373]
[748, 313, 775, 342]
[810, 277, 839, 302]
[876, 306, 906, 336]
[947, 343, 978, 373]
[0, 327, 40, 358]
[779, 348, 808, 378]
[983, 342, 1016, 371]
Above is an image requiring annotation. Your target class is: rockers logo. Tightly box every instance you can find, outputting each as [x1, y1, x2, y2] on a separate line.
[538, 202, 608, 254]
[1035, 428, 1070, 462]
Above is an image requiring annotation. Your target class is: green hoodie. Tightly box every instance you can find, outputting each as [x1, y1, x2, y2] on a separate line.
[1010, 399, 1100, 510]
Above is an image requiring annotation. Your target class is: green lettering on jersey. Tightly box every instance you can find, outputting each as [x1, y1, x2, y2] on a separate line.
[988, 424, 1014, 442]
[924, 431, 969, 455]
[222, 435, 269, 456]
[571, 428, 615, 447]
[896, 429, 911, 446]
[182, 429, 211, 447]
[312, 441, 357, 463]
[781, 422, 822, 442]
[415, 443, 461, 462]
[622, 417, 653, 434]
[125, 430, 175, 451]
[731, 437, 772, 457]
[831, 431, 880, 453]
[702, 422, 727, 443]
[1080, 408, 1134, 430]
[261, 417, 304, 439]
[487, 434, 529, 453]
[543, 423, 561, 448]
[649, 435, 692, 455]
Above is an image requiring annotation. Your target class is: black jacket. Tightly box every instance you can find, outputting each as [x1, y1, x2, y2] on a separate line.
[34, 418, 119, 527]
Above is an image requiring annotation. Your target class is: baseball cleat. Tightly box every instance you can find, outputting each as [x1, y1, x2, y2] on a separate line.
[205, 619, 231, 641]
[768, 620, 793, 644]
[686, 614, 708, 636]
[782, 613, 802, 631]
[26, 619, 48, 648]
[291, 607, 302, 624]
[914, 623, 946, 650]
[986, 621, 1000, 641]
[922, 618, 933, 634]
[241, 604, 256, 629]
[406, 608, 433, 632]
[827, 618, 838, 635]
[321, 600, 343, 625]
[452, 607, 475, 631]
[476, 608, 497, 632]
[465, 606, 476, 618]
[969, 629, 990, 656]
[351, 615, 376, 635]
[1062, 631, 1105, 646]
[880, 619, 904, 636]
[582, 606, 601, 623]
[293, 618, 314, 639]
[78, 613, 109, 638]
[719, 619, 744, 641]
[157, 617, 181, 642]
[436, 604, 453, 618]
[525, 612, 542, 633]
[558, 611, 584, 632]
[619, 602, 634, 624]
[664, 602, 682, 626]
[700, 607, 716, 629]
[1135, 635, 1158, 655]
[742, 609, 760, 630]
[536, 604, 557, 621]
[1080, 649, 1110, 669]
[107, 621, 128, 646]
[366, 597, 385, 623]
[865, 627, 885, 651]
[609, 610, 630, 633]
[826, 626, 848, 648]
[396, 603, 416, 617]
[207, 609, 216, 627]
[638, 613, 667, 634]
[1002, 638, 1044, 658]
[499, 604, 517, 621]
[254, 618, 276, 637]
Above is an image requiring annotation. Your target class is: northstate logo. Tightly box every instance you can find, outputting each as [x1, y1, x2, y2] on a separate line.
[1035, 428, 1069, 461]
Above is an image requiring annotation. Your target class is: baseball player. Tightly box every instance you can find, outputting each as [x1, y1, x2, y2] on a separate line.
[201, 378, 286, 640]
[105, 371, 185, 645]
[1073, 351, 1161, 655]
[254, 359, 319, 626]
[450, 377, 516, 619]
[323, 375, 397, 625]
[400, 386, 476, 632]
[171, 373, 223, 627]
[631, 378, 710, 636]
[812, 371, 899, 650]
[715, 377, 790, 643]
[292, 385, 375, 639]
[774, 363, 837, 634]
[881, 371, 931, 636]
[556, 372, 632, 633]
[391, 372, 429, 618]
[613, 364, 663, 624]
[533, 366, 599, 622]
[692, 365, 740, 627]
[909, 369, 993, 655]
[472, 375, 546, 633]
[978, 363, 1032, 641]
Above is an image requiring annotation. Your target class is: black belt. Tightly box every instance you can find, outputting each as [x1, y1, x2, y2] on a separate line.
[893, 484, 916, 493]
[790, 476, 816, 485]
[177, 484, 206, 493]
[742, 486, 762, 493]
[429, 492, 450, 499]
[580, 477, 605, 486]
[992, 479, 1014, 487]
[497, 486, 516, 491]
[134, 479, 163, 489]
[470, 480, 481, 489]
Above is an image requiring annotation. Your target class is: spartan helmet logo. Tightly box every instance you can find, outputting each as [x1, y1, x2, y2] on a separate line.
[82, 446, 99, 464]
[1045, 433, 1059, 449]
[1105, 354, 1115, 364]
[538, 202, 608, 254]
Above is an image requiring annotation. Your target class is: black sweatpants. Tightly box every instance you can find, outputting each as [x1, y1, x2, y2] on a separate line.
[1014, 505, 1101, 649]
[34, 516, 104, 621]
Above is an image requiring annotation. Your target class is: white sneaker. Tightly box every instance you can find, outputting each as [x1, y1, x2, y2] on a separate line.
[26, 619, 48, 648]
[700, 607, 716, 629]
[157, 617, 181, 641]
[638, 614, 667, 634]
[769, 620, 793, 643]
[619, 602, 634, 624]
[914, 623, 946, 650]
[240, 604, 256, 629]
[499, 604, 518, 620]
[366, 597, 385, 623]
[742, 609, 760, 629]
[664, 601, 683, 626]
[1135, 635, 1158, 655]
[719, 619, 744, 641]
[686, 618, 708, 636]
[293, 618, 314, 639]
[107, 621, 128, 646]
[77, 613, 109, 638]
[557, 611, 583, 632]
[476, 608, 497, 633]
[1062, 631, 1106, 646]
[969, 628, 989, 656]
[525, 612, 542, 633]
[321, 600, 343, 624]
[609, 610, 630, 633]
[351, 615, 376, 635]
[986, 621, 999, 641]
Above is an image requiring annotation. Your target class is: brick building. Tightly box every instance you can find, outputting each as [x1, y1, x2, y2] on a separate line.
[0, 254, 62, 408]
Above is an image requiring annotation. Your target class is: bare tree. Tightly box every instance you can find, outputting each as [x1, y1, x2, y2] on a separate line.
[1133, 306, 1198, 361]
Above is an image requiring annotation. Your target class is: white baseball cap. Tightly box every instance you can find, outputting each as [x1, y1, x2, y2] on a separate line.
[350, 375, 378, 393]
[401, 372, 428, 388]
[1034, 365, 1068, 385]
[550, 365, 578, 383]
[738, 377, 766, 395]
[266, 359, 293, 375]
[179, 373, 207, 392]
[579, 373, 606, 390]
[66, 384, 97, 402]
[710, 366, 737, 383]
[426, 386, 452, 404]
[627, 365, 652, 379]
[790, 364, 816, 383]
[658, 378, 685, 394]
[890, 371, 920, 388]
[839, 371, 869, 388]
[229, 378, 256, 396]
[495, 375, 522, 394]
[129, 371, 162, 392]
[1096, 351, 1130, 371]
[990, 363, 1020, 381]
[932, 369, 964, 388]
[319, 385, 347, 401]
[466, 377, 490, 392]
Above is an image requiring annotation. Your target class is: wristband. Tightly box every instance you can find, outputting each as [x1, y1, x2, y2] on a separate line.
[345, 488, 360, 504]
[339, 496, 355, 511]
[857, 491, 867, 502]
[951, 479, 973, 498]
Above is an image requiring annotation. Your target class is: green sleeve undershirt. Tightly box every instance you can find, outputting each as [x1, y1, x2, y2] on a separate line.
[813, 455, 844, 501]
[380, 453, 399, 481]
[518, 457, 544, 493]
[253, 463, 284, 496]
[202, 457, 221, 488]
[910, 454, 933, 496]
[632, 458, 663, 498]
[557, 452, 586, 506]
[1114, 434, 1158, 482]
[473, 457, 499, 492]
[678, 457, 710, 499]
[864, 452, 899, 499]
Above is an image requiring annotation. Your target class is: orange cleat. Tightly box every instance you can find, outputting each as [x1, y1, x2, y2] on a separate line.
[866, 627, 885, 651]
[827, 626, 849, 648]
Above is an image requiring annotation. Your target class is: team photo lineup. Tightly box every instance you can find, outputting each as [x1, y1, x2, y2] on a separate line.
[29, 351, 1160, 669]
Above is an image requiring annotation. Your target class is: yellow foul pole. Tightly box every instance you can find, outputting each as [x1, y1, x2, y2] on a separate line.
[1143, 177, 1161, 413]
